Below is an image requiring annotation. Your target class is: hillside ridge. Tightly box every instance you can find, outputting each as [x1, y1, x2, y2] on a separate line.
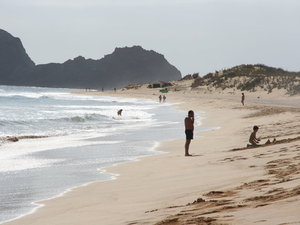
[191, 64, 300, 95]
[0, 29, 181, 89]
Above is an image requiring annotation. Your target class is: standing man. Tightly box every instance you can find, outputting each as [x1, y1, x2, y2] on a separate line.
[241, 93, 245, 106]
[184, 110, 194, 156]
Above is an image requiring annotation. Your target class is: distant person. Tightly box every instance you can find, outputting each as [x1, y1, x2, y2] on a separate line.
[117, 109, 123, 116]
[114, 88, 116, 92]
[241, 93, 245, 106]
[159, 95, 162, 103]
[184, 110, 194, 156]
[163, 95, 166, 102]
[248, 125, 276, 147]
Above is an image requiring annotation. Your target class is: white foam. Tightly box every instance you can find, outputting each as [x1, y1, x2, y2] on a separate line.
[0, 158, 65, 172]
[0, 86, 160, 139]
[0, 133, 122, 172]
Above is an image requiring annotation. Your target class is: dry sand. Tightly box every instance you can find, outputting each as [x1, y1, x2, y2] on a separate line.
[4, 85, 300, 225]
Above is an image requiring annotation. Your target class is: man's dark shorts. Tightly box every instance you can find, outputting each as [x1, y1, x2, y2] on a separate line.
[185, 129, 193, 140]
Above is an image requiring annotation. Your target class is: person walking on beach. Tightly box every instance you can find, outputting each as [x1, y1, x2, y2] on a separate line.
[163, 95, 166, 102]
[184, 110, 194, 156]
[159, 95, 162, 103]
[241, 93, 245, 106]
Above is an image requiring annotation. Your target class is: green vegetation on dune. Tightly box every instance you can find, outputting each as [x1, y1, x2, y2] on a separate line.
[191, 64, 300, 95]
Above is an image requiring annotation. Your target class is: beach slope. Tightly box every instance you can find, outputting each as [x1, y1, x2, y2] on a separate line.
[4, 87, 300, 225]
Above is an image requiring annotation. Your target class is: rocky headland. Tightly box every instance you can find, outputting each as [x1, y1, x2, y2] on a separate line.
[0, 29, 181, 89]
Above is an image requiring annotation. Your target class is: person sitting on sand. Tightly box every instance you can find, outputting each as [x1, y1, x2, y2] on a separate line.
[248, 125, 276, 147]
[184, 110, 194, 156]
[249, 125, 260, 146]
[117, 109, 123, 116]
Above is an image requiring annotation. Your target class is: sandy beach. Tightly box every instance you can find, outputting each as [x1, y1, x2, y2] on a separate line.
[4, 84, 300, 225]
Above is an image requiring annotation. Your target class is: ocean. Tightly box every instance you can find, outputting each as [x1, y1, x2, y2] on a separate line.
[0, 85, 197, 224]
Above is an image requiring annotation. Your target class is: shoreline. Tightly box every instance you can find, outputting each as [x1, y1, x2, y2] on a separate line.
[3, 88, 300, 225]
[0, 133, 165, 225]
[0, 98, 187, 225]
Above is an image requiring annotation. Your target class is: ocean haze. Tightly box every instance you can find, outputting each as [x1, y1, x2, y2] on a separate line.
[0, 0, 300, 75]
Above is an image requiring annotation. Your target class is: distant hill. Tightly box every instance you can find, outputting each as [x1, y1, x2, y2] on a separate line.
[191, 64, 300, 95]
[0, 29, 35, 85]
[0, 29, 181, 89]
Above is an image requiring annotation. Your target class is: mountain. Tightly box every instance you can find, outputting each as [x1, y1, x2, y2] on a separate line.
[0, 29, 181, 89]
[0, 29, 35, 85]
[191, 64, 300, 95]
[27, 46, 181, 89]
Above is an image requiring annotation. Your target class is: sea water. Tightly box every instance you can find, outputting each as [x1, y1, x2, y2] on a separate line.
[0, 85, 201, 223]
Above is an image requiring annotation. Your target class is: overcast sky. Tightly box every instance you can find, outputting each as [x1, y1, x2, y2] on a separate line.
[1, 0, 300, 76]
